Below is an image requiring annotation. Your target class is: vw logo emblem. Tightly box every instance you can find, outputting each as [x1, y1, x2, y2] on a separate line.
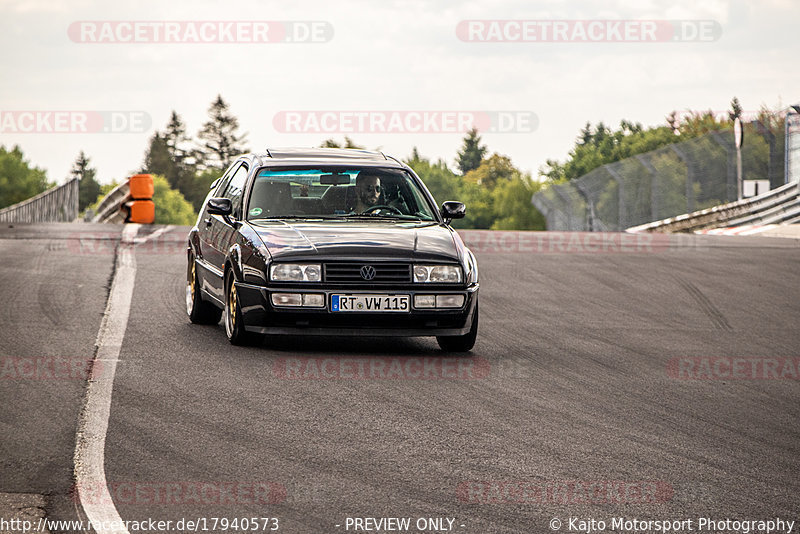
[360, 265, 376, 281]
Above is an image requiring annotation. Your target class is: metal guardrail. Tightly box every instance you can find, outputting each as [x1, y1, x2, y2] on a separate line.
[0, 178, 79, 223]
[626, 181, 800, 233]
[92, 182, 131, 223]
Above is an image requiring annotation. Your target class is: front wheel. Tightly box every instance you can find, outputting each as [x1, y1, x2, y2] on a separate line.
[436, 300, 478, 352]
[187, 255, 222, 325]
[224, 272, 263, 346]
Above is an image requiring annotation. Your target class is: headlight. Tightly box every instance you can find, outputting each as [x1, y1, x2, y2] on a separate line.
[413, 265, 462, 283]
[269, 263, 322, 282]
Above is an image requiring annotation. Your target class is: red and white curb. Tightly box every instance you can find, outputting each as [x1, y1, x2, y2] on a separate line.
[695, 225, 778, 236]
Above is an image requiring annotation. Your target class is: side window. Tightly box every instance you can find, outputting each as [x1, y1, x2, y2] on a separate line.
[223, 164, 249, 217]
[213, 161, 241, 196]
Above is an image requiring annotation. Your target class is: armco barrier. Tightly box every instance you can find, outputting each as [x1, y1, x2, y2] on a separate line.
[626, 181, 800, 233]
[92, 174, 154, 224]
[0, 178, 79, 223]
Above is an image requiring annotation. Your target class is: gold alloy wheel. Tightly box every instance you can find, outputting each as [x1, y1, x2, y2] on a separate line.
[228, 282, 238, 329]
[186, 261, 196, 316]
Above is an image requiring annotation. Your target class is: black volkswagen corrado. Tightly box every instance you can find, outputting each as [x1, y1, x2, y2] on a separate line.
[186, 148, 479, 351]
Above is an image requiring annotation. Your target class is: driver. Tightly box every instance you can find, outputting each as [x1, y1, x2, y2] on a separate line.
[352, 172, 382, 213]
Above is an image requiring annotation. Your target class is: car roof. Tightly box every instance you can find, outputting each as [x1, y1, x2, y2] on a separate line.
[246, 148, 406, 169]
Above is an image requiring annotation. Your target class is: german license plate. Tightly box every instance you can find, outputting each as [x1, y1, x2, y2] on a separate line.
[331, 294, 410, 312]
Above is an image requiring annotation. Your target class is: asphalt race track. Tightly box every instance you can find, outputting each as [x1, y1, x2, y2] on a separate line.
[1, 223, 799, 534]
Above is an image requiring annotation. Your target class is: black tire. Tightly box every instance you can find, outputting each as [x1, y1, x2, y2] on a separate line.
[186, 255, 222, 325]
[224, 272, 264, 346]
[437, 300, 478, 352]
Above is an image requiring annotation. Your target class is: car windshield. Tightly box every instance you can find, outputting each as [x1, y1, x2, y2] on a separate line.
[246, 167, 438, 221]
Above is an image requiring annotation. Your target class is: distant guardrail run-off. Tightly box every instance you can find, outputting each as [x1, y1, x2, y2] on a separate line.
[0, 178, 79, 223]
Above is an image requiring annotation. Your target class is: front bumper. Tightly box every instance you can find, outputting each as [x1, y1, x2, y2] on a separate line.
[234, 281, 478, 337]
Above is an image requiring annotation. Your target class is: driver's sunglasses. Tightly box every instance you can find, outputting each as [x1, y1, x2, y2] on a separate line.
[361, 185, 381, 192]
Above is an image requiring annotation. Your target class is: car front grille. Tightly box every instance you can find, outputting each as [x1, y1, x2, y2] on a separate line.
[324, 262, 411, 284]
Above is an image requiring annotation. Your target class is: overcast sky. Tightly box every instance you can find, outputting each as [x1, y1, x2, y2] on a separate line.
[1, 0, 798, 186]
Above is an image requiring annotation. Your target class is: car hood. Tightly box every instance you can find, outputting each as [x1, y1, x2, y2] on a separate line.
[248, 220, 460, 262]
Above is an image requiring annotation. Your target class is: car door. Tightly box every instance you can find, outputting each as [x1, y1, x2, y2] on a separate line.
[205, 161, 249, 300]
[196, 162, 237, 297]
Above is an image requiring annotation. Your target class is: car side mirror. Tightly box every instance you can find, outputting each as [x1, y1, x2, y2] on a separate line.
[441, 201, 466, 221]
[206, 197, 232, 216]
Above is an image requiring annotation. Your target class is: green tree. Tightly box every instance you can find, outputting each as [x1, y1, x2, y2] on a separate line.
[407, 147, 544, 230]
[456, 128, 487, 175]
[459, 155, 543, 230]
[404, 148, 461, 206]
[151, 174, 197, 225]
[0, 145, 51, 210]
[728, 97, 743, 122]
[540, 119, 693, 182]
[85, 181, 121, 214]
[142, 113, 212, 213]
[164, 111, 209, 209]
[676, 110, 728, 138]
[405, 148, 493, 228]
[191, 167, 224, 208]
[71, 151, 101, 212]
[463, 153, 517, 189]
[666, 111, 679, 134]
[463, 153, 545, 230]
[163, 111, 204, 185]
[490, 175, 545, 230]
[142, 132, 173, 178]
[537, 102, 787, 226]
[163, 111, 191, 163]
[453, 180, 494, 229]
[197, 95, 249, 169]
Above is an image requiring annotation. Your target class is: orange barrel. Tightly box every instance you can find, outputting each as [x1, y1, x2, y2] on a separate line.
[129, 174, 154, 200]
[128, 200, 155, 224]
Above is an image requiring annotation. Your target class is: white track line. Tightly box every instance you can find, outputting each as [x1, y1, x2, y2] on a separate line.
[133, 224, 173, 245]
[74, 224, 139, 534]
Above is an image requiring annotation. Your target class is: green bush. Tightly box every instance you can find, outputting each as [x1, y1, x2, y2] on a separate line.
[152, 174, 197, 225]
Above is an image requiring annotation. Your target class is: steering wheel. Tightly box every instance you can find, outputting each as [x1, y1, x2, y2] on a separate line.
[363, 204, 403, 215]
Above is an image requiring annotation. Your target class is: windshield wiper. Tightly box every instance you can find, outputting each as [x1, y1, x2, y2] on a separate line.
[251, 215, 343, 220]
[252, 214, 430, 222]
[340, 213, 426, 221]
